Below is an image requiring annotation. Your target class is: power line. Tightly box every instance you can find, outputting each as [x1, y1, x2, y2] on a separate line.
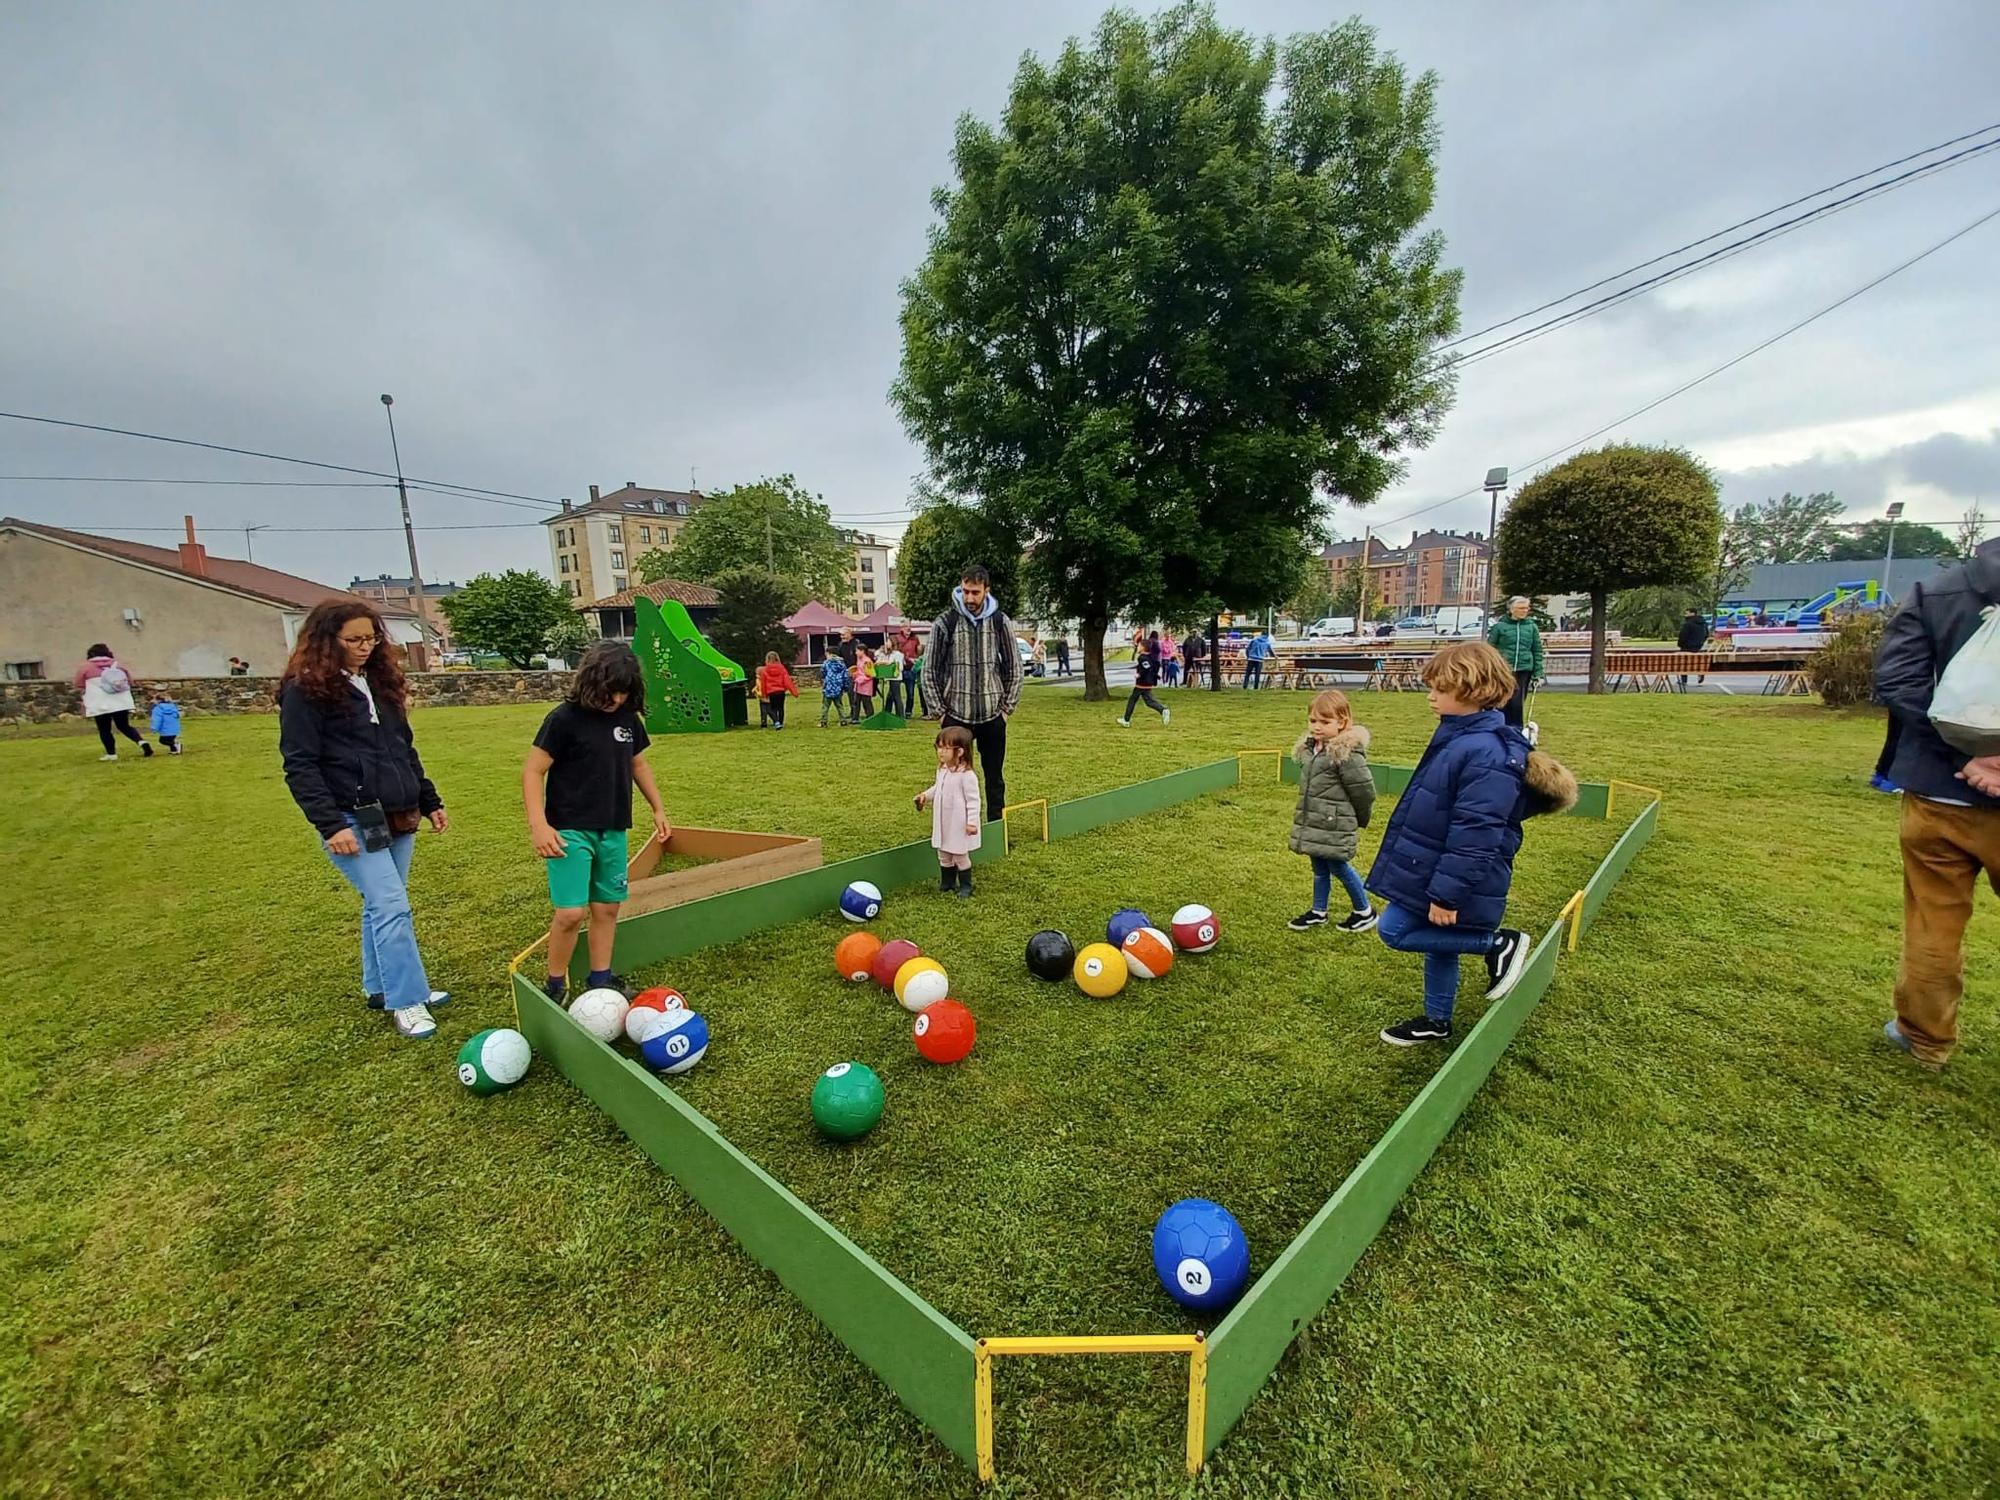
[0, 474, 392, 488]
[0, 410, 564, 510]
[1445, 135, 2000, 370]
[42, 521, 545, 535]
[1440, 120, 2000, 352]
[1366, 201, 2000, 534]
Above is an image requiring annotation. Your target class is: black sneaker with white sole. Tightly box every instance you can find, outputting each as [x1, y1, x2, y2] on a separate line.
[1336, 908, 1378, 933]
[1483, 929, 1532, 1000]
[1287, 910, 1329, 931]
[1380, 1014, 1451, 1046]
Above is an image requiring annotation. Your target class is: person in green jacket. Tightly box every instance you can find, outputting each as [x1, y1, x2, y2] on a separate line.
[1487, 597, 1545, 728]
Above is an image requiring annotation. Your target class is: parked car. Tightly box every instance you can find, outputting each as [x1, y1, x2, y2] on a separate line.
[1303, 616, 1357, 640]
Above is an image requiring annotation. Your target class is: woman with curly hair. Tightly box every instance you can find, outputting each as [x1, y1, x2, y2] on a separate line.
[277, 600, 449, 1040]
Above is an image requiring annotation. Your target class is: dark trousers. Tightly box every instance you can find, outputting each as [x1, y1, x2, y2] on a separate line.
[158, 734, 179, 752]
[1123, 687, 1164, 718]
[943, 713, 1007, 816]
[1055, 645, 1070, 675]
[1244, 659, 1264, 689]
[764, 693, 786, 728]
[95, 711, 145, 754]
[1504, 671, 1533, 728]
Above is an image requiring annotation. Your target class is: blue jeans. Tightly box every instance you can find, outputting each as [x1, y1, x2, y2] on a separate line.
[1376, 902, 1500, 1025]
[1311, 856, 1369, 914]
[324, 817, 433, 1009]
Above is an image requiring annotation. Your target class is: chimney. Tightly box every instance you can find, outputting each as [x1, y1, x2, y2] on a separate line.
[176, 515, 210, 578]
[561, 496, 573, 512]
[625, 480, 637, 491]
[588, 484, 600, 504]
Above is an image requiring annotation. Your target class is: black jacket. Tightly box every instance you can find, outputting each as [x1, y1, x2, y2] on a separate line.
[279, 679, 444, 838]
[1135, 643, 1161, 688]
[1873, 542, 2000, 806]
[1677, 616, 1710, 652]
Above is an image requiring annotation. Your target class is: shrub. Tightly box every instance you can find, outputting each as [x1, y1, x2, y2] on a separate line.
[1804, 613, 1885, 708]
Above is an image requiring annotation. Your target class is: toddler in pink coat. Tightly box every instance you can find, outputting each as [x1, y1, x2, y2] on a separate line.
[916, 725, 982, 898]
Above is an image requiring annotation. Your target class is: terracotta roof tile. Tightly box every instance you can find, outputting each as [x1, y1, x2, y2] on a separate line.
[580, 577, 721, 610]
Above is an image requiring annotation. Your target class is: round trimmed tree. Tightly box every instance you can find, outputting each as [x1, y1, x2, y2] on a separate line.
[1496, 444, 1722, 693]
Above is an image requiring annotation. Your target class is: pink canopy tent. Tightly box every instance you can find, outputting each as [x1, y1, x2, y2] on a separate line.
[854, 603, 931, 638]
[782, 601, 863, 664]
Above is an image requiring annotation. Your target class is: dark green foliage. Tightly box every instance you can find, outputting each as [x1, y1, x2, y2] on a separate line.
[893, 504, 1023, 620]
[892, 4, 1461, 696]
[644, 475, 853, 605]
[1828, 520, 1959, 562]
[707, 567, 804, 672]
[437, 569, 574, 668]
[1806, 612, 1888, 707]
[543, 615, 595, 666]
[1498, 444, 1722, 690]
[1734, 491, 1845, 564]
[1609, 585, 1707, 641]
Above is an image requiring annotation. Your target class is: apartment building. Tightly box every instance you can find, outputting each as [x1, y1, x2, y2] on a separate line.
[844, 530, 894, 615]
[544, 483, 706, 601]
[348, 573, 464, 651]
[1320, 529, 1492, 616]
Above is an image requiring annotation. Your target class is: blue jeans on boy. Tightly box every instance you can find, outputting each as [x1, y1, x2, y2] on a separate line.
[324, 818, 433, 1010]
[1311, 856, 1368, 914]
[1376, 903, 1500, 1025]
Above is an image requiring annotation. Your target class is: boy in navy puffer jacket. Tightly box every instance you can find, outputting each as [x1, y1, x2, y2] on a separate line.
[1368, 641, 1576, 1046]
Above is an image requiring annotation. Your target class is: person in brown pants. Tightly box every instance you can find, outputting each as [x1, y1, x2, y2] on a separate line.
[1873, 539, 2000, 1068]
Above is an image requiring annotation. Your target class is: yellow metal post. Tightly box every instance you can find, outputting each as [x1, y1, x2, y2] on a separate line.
[975, 1333, 1208, 1483]
[974, 1341, 995, 1482]
[999, 799, 1049, 854]
[1558, 890, 1585, 952]
[506, 934, 550, 1028]
[1185, 1334, 1208, 1473]
[1232, 748, 1280, 780]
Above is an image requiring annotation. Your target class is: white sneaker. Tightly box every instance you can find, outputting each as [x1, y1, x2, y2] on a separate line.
[426, 990, 452, 1009]
[389, 1003, 437, 1039]
[1117, 718, 1130, 727]
[1525, 720, 1540, 747]
[1162, 709, 1172, 725]
[100, 753, 118, 762]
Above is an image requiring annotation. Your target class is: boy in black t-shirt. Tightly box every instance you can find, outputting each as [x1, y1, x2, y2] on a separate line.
[524, 641, 671, 1000]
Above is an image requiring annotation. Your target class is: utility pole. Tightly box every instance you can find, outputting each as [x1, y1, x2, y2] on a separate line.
[1481, 466, 1510, 636]
[1882, 500, 1904, 605]
[1358, 525, 1372, 631]
[380, 394, 429, 662]
[765, 506, 774, 570]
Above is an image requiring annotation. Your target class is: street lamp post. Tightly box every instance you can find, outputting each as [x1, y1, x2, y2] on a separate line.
[1882, 500, 1905, 607]
[380, 394, 430, 663]
[1481, 466, 1509, 635]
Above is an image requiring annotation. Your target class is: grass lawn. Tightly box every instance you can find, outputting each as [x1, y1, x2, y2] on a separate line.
[3, 686, 1996, 1498]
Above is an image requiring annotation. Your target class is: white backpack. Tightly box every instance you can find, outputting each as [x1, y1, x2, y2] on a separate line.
[1930, 604, 2000, 757]
[96, 663, 130, 695]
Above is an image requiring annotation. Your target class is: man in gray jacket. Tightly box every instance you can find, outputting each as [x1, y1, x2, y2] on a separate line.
[924, 565, 1021, 817]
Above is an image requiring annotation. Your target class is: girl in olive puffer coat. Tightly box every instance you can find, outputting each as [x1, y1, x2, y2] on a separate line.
[1287, 689, 1378, 932]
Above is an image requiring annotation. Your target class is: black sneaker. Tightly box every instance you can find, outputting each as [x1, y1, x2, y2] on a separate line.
[1483, 929, 1532, 1001]
[584, 973, 629, 996]
[365, 991, 386, 1011]
[1336, 907, 1378, 933]
[544, 976, 567, 1003]
[1380, 1015, 1452, 1046]
[1287, 910, 1329, 931]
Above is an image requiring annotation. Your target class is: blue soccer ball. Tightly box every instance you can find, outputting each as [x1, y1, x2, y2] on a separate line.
[840, 881, 883, 922]
[1107, 907, 1152, 947]
[640, 1009, 709, 1075]
[1151, 1198, 1250, 1311]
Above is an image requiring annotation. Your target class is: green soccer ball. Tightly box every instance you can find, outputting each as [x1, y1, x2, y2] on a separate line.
[811, 1061, 884, 1141]
[457, 1028, 532, 1095]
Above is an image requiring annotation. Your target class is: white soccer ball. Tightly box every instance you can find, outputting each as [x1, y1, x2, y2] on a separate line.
[568, 987, 630, 1043]
[898, 967, 951, 1014]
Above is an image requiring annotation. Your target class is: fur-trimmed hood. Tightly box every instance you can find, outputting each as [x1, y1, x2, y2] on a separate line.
[1292, 723, 1370, 764]
[1522, 747, 1579, 817]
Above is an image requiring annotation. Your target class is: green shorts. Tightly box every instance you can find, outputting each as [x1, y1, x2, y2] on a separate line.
[546, 828, 629, 908]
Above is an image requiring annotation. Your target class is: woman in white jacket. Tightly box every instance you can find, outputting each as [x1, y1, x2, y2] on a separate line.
[76, 643, 153, 760]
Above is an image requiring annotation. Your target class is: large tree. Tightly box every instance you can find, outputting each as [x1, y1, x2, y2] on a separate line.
[1735, 491, 1845, 563]
[1827, 519, 1958, 563]
[1497, 444, 1722, 692]
[638, 475, 853, 605]
[705, 567, 804, 675]
[436, 570, 573, 669]
[892, 4, 1460, 698]
[894, 502, 1024, 621]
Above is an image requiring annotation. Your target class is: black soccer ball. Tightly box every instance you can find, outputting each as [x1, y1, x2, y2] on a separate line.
[1025, 929, 1076, 981]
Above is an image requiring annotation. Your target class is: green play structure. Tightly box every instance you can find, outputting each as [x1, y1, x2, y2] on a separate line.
[632, 596, 748, 734]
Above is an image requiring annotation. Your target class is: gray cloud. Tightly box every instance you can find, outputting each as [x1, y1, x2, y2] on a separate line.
[2, 0, 1997, 587]
[1717, 428, 2000, 522]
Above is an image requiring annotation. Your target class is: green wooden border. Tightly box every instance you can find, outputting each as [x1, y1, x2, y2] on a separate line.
[512, 973, 980, 1463]
[520, 759, 1661, 1477]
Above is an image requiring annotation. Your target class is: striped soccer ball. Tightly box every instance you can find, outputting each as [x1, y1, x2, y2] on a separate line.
[457, 1028, 532, 1095]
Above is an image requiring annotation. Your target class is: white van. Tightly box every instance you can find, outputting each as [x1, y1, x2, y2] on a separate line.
[1304, 616, 1356, 639]
[1393, 607, 1489, 639]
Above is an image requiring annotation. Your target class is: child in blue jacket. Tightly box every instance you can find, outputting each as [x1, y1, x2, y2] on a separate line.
[819, 655, 851, 728]
[1368, 641, 1575, 1046]
[148, 694, 183, 754]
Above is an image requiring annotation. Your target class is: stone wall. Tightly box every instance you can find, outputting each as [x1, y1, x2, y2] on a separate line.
[0, 671, 570, 726]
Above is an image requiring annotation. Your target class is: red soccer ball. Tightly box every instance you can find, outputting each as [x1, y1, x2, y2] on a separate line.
[1170, 904, 1219, 953]
[871, 938, 922, 989]
[912, 999, 977, 1064]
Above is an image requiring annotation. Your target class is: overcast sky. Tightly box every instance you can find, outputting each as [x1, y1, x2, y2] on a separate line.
[4, 0, 1997, 590]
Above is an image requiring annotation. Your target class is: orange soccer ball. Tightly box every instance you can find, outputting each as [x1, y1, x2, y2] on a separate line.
[835, 931, 883, 983]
